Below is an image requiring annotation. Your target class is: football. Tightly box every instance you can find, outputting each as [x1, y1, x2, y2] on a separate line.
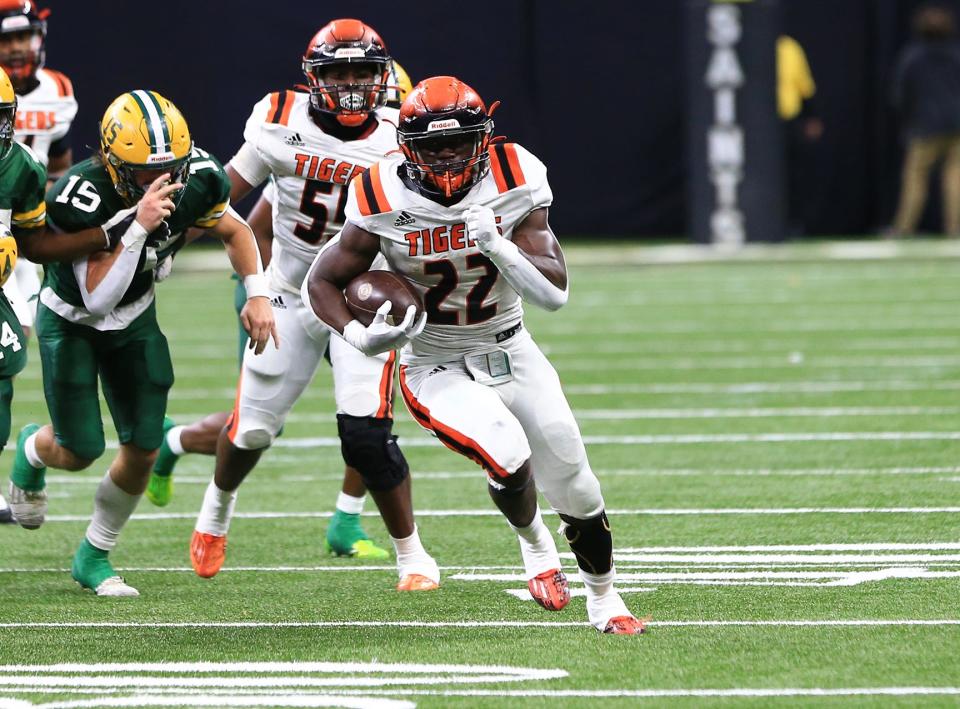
[344, 270, 424, 327]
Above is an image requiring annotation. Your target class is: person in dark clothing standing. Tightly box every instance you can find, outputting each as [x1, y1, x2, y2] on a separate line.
[891, 3, 960, 237]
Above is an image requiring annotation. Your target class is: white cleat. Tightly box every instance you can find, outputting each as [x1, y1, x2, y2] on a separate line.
[93, 576, 139, 597]
[7, 481, 47, 530]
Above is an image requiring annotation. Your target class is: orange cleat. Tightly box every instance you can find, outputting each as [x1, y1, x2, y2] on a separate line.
[190, 530, 226, 578]
[603, 615, 647, 635]
[528, 569, 570, 611]
[396, 573, 439, 591]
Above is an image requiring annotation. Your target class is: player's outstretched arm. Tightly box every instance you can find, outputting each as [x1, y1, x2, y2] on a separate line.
[464, 204, 569, 311]
[207, 207, 278, 354]
[303, 221, 425, 356]
[74, 174, 181, 316]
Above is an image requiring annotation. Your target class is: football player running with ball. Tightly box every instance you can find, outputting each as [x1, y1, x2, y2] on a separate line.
[305, 77, 645, 634]
[185, 20, 439, 591]
[6, 90, 276, 597]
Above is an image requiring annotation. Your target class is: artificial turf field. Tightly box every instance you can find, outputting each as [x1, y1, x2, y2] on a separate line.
[1, 240, 960, 707]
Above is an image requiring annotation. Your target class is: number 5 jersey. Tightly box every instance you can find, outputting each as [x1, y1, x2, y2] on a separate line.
[230, 88, 398, 293]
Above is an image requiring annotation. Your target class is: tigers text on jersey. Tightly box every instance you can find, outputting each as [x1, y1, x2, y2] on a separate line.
[41, 147, 230, 330]
[344, 143, 553, 364]
[13, 68, 77, 167]
[231, 89, 399, 291]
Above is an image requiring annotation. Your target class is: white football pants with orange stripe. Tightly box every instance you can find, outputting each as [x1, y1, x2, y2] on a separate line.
[226, 284, 396, 450]
[399, 327, 603, 519]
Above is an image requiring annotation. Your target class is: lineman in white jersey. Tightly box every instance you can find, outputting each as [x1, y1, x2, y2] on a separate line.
[305, 76, 646, 634]
[0, 0, 75, 524]
[188, 19, 439, 590]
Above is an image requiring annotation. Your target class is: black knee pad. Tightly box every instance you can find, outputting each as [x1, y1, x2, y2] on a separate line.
[488, 462, 533, 498]
[559, 511, 613, 575]
[337, 415, 409, 492]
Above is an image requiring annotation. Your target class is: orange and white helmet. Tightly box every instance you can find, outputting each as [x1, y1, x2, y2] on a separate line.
[301, 19, 391, 127]
[397, 76, 495, 199]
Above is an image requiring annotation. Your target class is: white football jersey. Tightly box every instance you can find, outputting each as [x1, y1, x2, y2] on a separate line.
[231, 89, 398, 290]
[344, 143, 553, 362]
[14, 68, 77, 167]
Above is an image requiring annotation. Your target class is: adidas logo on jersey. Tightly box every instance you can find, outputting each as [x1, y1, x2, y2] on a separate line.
[394, 211, 415, 227]
[284, 132, 305, 147]
[270, 295, 287, 310]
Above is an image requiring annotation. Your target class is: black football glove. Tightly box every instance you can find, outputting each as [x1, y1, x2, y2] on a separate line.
[145, 221, 172, 248]
[102, 210, 138, 251]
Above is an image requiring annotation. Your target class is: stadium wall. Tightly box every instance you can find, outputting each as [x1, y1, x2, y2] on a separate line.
[42, 0, 957, 237]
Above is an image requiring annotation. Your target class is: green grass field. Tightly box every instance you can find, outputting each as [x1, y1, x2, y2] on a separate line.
[2, 241, 960, 708]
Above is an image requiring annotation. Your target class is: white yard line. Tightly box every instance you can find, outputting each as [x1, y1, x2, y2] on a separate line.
[6, 687, 960, 704]
[572, 406, 960, 418]
[277, 687, 960, 699]
[0, 696, 410, 709]
[617, 542, 960, 552]
[1, 620, 958, 629]
[35, 431, 960, 453]
[33, 506, 960, 524]
[41, 466, 960, 486]
[565, 380, 960, 394]
[524, 355, 960, 371]
[165, 406, 960, 422]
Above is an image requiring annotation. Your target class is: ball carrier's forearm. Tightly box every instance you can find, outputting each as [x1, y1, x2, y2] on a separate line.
[481, 236, 568, 311]
[466, 205, 569, 311]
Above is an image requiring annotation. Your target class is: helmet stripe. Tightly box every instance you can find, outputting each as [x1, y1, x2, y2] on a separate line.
[130, 89, 167, 154]
[146, 90, 172, 147]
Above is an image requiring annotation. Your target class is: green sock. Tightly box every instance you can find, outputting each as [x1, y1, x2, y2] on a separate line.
[71, 538, 117, 590]
[11, 424, 44, 491]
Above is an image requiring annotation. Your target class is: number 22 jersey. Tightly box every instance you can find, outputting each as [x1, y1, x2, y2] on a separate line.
[343, 143, 553, 364]
[230, 89, 399, 292]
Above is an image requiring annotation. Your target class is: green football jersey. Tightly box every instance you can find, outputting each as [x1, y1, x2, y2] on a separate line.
[44, 146, 230, 317]
[0, 141, 47, 236]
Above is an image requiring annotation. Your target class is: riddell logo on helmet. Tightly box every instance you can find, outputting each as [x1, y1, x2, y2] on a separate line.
[146, 153, 176, 164]
[427, 119, 460, 132]
[333, 48, 366, 59]
[0, 16, 29, 31]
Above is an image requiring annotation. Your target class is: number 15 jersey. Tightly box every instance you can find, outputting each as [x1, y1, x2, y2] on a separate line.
[230, 89, 399, 292]
[343, 143, 553, 364]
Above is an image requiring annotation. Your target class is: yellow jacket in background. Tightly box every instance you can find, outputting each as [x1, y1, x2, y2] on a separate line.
[777, 35, 816, 120]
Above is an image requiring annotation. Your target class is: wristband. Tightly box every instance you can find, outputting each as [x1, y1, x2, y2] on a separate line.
[243, 273, 270, 300]
[121, 219, 149, 250]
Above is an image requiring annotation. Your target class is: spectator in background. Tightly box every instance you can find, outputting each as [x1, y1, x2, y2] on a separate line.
[778, 35, 823, 235]
[890, 3, 960, 238]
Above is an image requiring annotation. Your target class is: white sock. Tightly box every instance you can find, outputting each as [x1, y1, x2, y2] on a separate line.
[335, 491, 365, 515]
[510, 508, 561, 579]
[166, 425, 186, 456]
[391, 525, 439, 582]
[579, 567, 630, 630]
[85, 472, 141, 552]
[0, 495, 8, 511]
[24, 432, 44, 469]
[195, 481, 238, 536]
